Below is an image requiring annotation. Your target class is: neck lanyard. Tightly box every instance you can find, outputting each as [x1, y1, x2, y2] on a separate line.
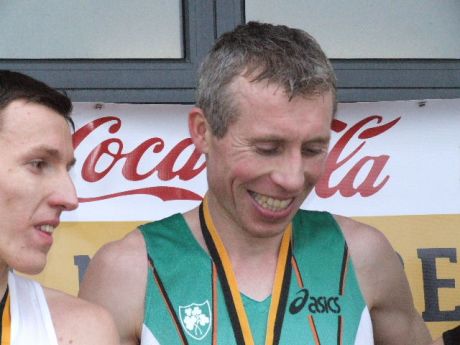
[199, 197, 292, 345]
[0, 286, 10, 345]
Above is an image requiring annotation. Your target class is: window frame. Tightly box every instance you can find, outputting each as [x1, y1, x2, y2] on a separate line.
[1, 0, 458, 104]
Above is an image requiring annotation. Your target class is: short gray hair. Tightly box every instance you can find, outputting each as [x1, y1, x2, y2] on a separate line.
[196, 21, 337, 137]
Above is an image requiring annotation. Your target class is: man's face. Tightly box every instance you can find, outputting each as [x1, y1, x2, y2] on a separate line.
[204, 77, 334, 240]
[0, 100, 78, 275]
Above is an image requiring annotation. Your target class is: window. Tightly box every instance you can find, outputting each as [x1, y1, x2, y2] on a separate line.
[0, 1, 243, 103]
[1, 0, 458, 103]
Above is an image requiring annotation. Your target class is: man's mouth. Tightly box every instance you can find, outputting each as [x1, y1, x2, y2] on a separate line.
[251, 192, 293, 212]
[37, 224, 56, 234]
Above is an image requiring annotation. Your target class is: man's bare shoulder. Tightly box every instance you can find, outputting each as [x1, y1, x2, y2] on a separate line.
[332, 215, 402, 304]
[78, 228, 146, 345]
[44, 287, 119, 345]
[98, 227, 146, 259]
[79, 227, 147, 301]
[333, 214, 394, 262]
[84, 228, 147, 282]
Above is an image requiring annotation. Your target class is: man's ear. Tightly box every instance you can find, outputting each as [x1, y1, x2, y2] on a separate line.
[188, 107, 211, 154]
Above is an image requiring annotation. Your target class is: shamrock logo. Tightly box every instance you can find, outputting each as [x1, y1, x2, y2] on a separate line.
[179, 301, 212, 340]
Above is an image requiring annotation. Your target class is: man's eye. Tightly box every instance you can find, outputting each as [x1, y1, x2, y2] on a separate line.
[256, 145, 280, 155]
[302, 146, 325, 157]
[29, 160, 47, 170]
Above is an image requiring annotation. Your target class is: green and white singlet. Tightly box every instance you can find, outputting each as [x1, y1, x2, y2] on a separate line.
[140, 210, 374, 345]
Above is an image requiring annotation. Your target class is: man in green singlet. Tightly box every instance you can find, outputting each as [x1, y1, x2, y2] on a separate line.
[79, 22, 433, 345]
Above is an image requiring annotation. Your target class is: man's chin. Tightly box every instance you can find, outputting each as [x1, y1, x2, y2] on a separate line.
[12, 259, 47, 276]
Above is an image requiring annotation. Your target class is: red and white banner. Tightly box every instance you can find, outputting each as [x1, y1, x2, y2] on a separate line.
[63, 99, 460, 221]
[37, 99, 460, 338]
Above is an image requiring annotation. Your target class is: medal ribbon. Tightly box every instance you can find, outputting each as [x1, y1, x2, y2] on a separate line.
[0, 287, 10, 345]
[199, 196, 292, 345]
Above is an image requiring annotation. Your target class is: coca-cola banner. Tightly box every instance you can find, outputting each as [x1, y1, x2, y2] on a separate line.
[61, 99, 460, 221]
[35, 99, 460, 338]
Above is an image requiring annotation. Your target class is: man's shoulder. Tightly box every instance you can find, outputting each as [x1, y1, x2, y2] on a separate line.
[333, 214, 403, 293]
[44, 288, 119, 344]
[78, 228, 147, 344]
[333, 214, 389, 250]
[294, 211, 388, 250]
[79, 227, 147, 298]
[45, 287, 108, 319]
[94, 228, 146, 267]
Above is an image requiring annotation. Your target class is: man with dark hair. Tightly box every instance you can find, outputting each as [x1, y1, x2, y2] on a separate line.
[79, 22, 432, 344]
[0, 70, 119, 345]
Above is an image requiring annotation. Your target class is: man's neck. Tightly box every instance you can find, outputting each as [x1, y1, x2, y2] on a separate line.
[206, 194, 285, 257]
[185, 204, 285, 301]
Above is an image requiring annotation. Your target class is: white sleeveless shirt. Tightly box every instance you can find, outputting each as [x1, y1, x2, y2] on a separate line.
[8, 271, 58, 345]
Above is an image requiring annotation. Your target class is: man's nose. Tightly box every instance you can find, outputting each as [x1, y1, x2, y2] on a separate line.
[270, 152, 305, 192]
[49, 172, 79, 211]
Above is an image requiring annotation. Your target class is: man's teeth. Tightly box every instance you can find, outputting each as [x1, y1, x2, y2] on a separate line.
[39, 225, 55, 234]
[253, 193, 291, 211]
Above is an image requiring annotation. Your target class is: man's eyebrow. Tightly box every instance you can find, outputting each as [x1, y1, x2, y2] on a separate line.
[31, 145, 76, 168]
[306, 136, 330, 144]
[253, 135, 330, 144]
[252, 136, 283, 143]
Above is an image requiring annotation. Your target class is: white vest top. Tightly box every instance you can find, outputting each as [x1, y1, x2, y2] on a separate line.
[8, 271, 58, 345]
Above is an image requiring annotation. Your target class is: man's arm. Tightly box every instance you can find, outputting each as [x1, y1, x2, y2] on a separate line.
[337, 215, 432, 345]
[78, 229, 147, 345]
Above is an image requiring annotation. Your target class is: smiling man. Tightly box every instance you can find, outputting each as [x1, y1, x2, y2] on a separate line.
[0, 71, 119, 345]
[79, 22, 432, 345]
